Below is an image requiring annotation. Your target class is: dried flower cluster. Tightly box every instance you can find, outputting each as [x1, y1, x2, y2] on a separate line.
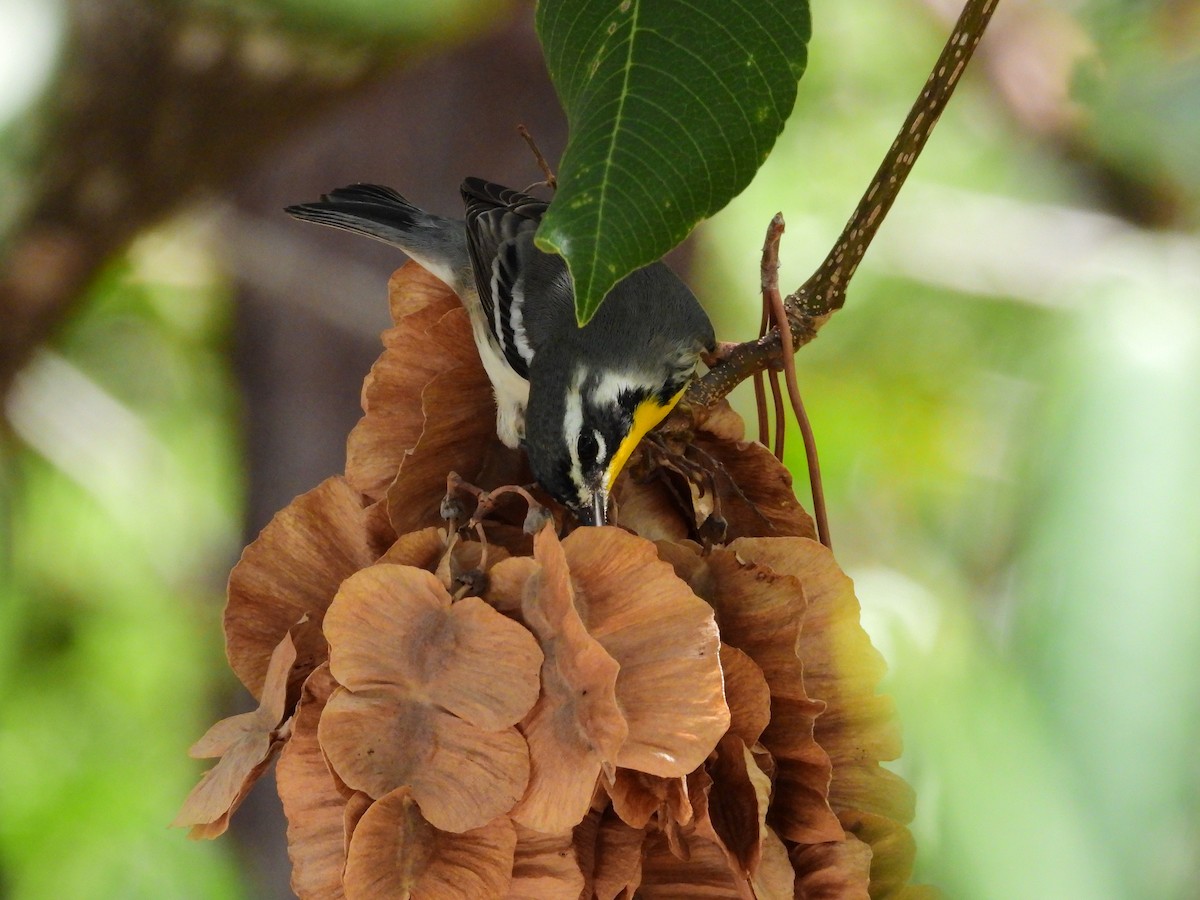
[176, 263, 931, 898]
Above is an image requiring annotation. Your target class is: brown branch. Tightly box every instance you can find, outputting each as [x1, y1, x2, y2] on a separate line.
[683, 0, 999, 414]
[0, 0, 419, 397]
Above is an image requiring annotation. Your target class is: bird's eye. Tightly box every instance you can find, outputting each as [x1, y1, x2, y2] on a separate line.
[577, 429, 600, 468]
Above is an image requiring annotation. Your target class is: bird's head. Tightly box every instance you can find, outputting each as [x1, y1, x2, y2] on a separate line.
[523, 362, 689, 527]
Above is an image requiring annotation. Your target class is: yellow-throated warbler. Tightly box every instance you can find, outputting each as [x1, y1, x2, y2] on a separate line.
[287, 179, 715, 526]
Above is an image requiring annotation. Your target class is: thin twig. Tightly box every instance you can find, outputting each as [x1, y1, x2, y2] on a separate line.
[762, 214, 831, 548]
[473, 520, 489, 571]
[761, 215, 787, 461]
[768, 370, 785, 459]
[517, 124, 557, 190]
[681, 0, 999, 414]
[468, 483, 545, 530]
[754, 281, 772, 445]
[753, 372, 770, 446]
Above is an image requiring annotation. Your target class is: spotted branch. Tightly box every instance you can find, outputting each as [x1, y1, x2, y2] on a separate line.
[684, 0, 1000, 414]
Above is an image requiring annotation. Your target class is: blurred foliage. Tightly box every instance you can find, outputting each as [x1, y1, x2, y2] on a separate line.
[1, 221, 245, 897]
[700, 2, 1200, 897]
[1, 0, 1197, 897]
[185, 0, 508, 43]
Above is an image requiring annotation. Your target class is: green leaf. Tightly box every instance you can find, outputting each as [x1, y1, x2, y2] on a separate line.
[535, 0, 810, 324]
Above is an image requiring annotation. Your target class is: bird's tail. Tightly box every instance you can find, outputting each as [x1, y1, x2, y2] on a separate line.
[285, 184, 467, 289]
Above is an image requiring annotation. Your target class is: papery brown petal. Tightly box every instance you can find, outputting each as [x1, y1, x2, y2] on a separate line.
[686, 764, 715, 829]
[611, 470, 691, 542]
[276, 665, 346, 900]
[386, 326, 526, 534]
[324, 565, 448, 688]
[506, 823, 585, 900]
[320, 565, 539, 831]
[186, 712, 267, 762]
[344, 791, 374, 856]
[320, 689, 531, 834]
[750, 743, 777, 784]
[654, 539, 716, 600]
[575, 807, 646, 900]
[573, 809, 601, 896]
[485, 556, 539, 616]
[561, 527, 729, 777]
[387, 261, 460, 325]
[174, 741, 281, 840]
[605, 770, 663, 830]
[833, 767, 916, 830]
[701, 735, 770, 878]
[637, 830, 749, 900]
[324, 565, 541, 728]
[225, 476, 390, 698]
[343, 786, 516, 900]
[724, 540, 903, 760]
[719, 644, 772, 747]
[256, 626, 298, 731]
[697, 436, 817, 541]
[752, 827, 796, 900]
[174, 633, 298, 838]
[345, 264, 462, 500]
[892, 887, 943, 900]
[696, 400, 748, 444]
[510, 529, 626, 831]
[378, 526, 448, 569]
[479, 521, 536, 558]
[606, 769, 692, 830]
[432, 596, 543, 731]
[728, 538, 916, 890]
[790, 835, 873, 900]
[839, 808, 918, 898]
[701, 546, 841, 844]
[174, 730, 281, 838]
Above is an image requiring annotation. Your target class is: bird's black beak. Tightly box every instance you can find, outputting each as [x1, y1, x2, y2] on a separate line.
[575, 491, 609, 527]
[591, 491, 608, 526]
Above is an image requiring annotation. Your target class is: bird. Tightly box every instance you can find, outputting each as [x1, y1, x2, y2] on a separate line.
[286, 178, 715, 526]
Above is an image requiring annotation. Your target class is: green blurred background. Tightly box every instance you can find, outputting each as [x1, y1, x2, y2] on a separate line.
[1, 1, 1196, 897]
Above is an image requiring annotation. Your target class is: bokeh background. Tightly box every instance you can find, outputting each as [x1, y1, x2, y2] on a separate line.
[1, 1, 1196, 898]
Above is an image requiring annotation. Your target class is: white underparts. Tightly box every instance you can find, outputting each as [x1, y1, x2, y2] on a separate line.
[464, 294, 529, 449]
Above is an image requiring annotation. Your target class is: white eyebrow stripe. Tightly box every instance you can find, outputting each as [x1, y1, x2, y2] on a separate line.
[590, 371, 659, 410]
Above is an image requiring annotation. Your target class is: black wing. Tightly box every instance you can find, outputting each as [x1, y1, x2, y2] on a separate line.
[460, 178, 549, 380]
